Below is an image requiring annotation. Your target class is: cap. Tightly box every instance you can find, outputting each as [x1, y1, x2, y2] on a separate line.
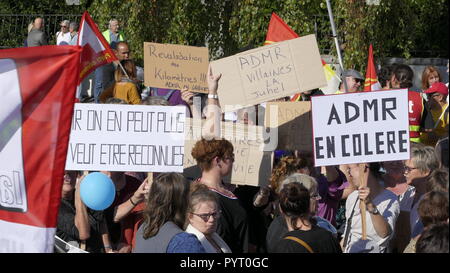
[342, 69, 364, 81]
[424, 82, 448, 96]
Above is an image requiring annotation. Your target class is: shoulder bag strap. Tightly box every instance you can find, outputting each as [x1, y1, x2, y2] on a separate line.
[284, 236, 314, 253]
[342, 197, 360, 250]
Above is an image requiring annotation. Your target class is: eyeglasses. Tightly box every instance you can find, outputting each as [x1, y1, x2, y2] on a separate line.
[404, 166, 418, 173]
[191, 210, 221, 222]
[61, 25, 68, 28]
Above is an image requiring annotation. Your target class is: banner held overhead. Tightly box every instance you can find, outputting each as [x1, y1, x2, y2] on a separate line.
[144, 42, 209, 93]
[211, 35, 326, 112]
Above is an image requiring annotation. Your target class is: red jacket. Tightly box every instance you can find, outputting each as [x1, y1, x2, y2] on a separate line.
[408, 91, 424, 142]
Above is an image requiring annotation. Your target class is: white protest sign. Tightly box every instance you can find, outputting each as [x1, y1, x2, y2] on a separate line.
[311, 89, 410, 166]
[65, 104, 185, 172]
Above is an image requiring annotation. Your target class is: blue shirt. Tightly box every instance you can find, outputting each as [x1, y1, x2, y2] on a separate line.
[167, 232, 206, 253]
[69, 33, 78, 45]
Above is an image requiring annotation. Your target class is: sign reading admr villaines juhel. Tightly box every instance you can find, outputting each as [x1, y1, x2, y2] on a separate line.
[65, 104, 185, 172]
[311, 89, 410, 166]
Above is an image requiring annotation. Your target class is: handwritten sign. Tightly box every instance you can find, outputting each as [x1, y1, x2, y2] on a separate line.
[65, 103, 186, 172]
[265, 101, 313, 152]
[210, 35, 326, 112]
[311, 89, 410, 166]
[144, 42, 209, 93]
[183, 118, 273, 187]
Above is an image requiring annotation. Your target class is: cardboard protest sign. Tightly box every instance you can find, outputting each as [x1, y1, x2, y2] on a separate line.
[65, 104, 185, 172]
[210, 35, 326, 112]
[183, 118, 273, 187]
[311, 89, 410, 166]
[265, 101, 313, 152]
[144, 42, 209, 93]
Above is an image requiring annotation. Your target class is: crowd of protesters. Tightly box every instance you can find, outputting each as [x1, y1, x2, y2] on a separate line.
[27, 17, 448, 254]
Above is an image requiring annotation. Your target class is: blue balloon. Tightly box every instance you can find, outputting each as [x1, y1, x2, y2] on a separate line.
[80, 172, 115, 211]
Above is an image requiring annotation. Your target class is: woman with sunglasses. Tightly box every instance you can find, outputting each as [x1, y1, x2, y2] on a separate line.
[56, 20, 71, 45]
[186, 183, 232, 253]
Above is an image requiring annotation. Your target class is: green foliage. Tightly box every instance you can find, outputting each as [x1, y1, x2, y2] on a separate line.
[1, 0, 448, 73]
[0, 0, 84, 14]
[335, 0, 449, 72]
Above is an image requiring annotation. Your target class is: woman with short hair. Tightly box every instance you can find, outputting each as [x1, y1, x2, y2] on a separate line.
[405, 143, 440, 238]
[68, 21, 78, 45]
[56, 19, 71, 45]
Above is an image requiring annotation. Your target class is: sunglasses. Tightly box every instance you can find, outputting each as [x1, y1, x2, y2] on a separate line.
[191, 210, 221, 222]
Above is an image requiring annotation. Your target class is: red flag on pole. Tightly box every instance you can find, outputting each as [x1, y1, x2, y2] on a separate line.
[364, 44, 381, 91]
[0, 45, 81, 252]
[78, 11, 118, 83]
[264, 13, 299, 45]
[264, 13, 340, 97]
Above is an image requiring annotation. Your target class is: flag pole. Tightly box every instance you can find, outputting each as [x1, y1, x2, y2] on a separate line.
[117, 61, 130, 80]
[325, 0, 348, 93]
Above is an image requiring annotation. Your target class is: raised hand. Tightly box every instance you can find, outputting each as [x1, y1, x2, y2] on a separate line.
[180, 87, 194, 105]
[207, 65, 221, 94]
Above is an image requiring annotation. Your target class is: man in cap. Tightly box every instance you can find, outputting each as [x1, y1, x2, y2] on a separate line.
[335, 69, 365, 94]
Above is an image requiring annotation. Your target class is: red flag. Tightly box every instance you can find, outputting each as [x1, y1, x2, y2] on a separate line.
[78, 11, 118, 83]
[364, 44, 381, 91]
[264, 12, 340, 96]
[0, 45, 81, 252]
[264, 12, 299, 45]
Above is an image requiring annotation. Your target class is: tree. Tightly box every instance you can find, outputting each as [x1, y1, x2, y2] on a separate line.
[0, 0, 447, 71]
[335, 0, 449, 72]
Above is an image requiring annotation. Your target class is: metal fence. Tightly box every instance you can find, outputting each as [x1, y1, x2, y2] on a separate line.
[0, 14, 82, 48]
[0, 13, 445, 58]
[0, 13, 334, 51]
